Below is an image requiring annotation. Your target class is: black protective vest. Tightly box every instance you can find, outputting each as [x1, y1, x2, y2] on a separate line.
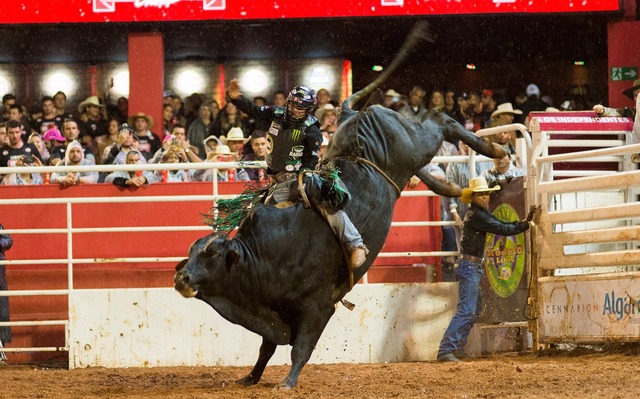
[266, 108, 315, 174]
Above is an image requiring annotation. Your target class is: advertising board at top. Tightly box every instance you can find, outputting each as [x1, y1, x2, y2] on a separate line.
[0, 0, 621, 24]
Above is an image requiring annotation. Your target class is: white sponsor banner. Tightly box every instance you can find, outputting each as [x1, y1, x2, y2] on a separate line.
[539, 272, 640, 343]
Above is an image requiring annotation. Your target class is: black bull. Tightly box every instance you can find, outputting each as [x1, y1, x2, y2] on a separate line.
[174, 23, 506, 390]
[173, 105, 506, 389]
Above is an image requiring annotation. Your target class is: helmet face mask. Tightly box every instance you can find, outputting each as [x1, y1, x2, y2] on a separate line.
[284, 85, 316, 124]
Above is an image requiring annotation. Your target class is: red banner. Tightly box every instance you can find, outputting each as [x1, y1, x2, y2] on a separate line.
[0, 0, 621, 24]
[530, 111, 634, 132]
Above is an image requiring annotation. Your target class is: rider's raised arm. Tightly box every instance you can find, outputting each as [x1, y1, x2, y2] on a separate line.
[227, 79, 275, 121]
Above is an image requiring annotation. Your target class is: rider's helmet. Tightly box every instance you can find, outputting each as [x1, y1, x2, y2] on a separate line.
[284, 85, 316, 124]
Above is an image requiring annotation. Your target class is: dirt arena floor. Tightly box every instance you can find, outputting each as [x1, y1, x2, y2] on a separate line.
[3, 346, 640, 399]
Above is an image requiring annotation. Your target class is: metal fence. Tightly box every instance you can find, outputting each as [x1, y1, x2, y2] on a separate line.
[0, 125, 533, 357]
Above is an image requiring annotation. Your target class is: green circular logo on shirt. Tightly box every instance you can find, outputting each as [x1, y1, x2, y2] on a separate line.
[484, 203, 526, 298]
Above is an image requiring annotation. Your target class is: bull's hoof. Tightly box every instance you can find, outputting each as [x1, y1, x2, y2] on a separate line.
[236, 375, 258, 386]
[273, 382, 294, 391]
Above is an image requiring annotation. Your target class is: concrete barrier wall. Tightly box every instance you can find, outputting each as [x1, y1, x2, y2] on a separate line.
[68, 283, 457, 368]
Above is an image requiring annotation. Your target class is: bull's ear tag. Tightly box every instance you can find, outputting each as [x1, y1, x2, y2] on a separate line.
[268, 121, 281, 136]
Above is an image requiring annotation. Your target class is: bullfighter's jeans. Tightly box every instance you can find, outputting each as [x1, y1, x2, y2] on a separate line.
[270, 181, 364, 252]
[437, 258, 483, 358]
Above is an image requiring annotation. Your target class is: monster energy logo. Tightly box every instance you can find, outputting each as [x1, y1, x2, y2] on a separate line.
[291, 129, 302, 140]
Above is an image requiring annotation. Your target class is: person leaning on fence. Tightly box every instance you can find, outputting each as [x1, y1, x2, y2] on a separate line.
[50, 140, 99, 186]
[158, 145, 192, 182]
[1, 153, 44, 185]
[104, 149, 160, 188]
[593, 79, 639, 143]
[193, 144, 249, 182]
[0, 224, 13, 365]
[484, 150, 526, 188]
[436, 176, 540, 363]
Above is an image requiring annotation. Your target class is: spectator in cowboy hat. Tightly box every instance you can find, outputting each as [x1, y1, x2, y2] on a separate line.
[316, 103, 338, 139]
[128, 112, 161, 161]
[489, 103, 523, 157]
[77, 95, 108, 144]
[382, 89, 402, 108]
[194, 144, 249, 182]
[220, 126, 249, 160]
[490, 102, 522, 124]
[437, 176, 539, 363]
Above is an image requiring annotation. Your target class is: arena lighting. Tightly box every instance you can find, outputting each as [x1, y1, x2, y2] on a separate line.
[111, 69, 130, 97]
[0, 74, 10, 97]
[239, 68, 270, 96]
[174, 68, 206, 97]
[466, 64, 477, 70]
[372, 65, 384, 72]
[43, 70, 75, 96]
[305, 65, 334, 92]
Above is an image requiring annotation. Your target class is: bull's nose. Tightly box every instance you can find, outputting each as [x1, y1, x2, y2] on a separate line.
[174, 271, 198, 298]
[174, 271, 190, 285]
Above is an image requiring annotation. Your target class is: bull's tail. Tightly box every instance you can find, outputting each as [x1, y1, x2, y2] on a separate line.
[340, 21, 433, 119]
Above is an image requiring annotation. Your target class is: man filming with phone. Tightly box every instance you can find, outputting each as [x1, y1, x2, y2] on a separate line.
[102, 123, 137, 165]
[0, 153, 44, 185]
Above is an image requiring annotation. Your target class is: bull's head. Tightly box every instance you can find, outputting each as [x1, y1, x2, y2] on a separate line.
[174, 232, 240, 298]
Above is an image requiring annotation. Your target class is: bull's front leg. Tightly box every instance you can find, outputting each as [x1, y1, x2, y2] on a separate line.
[237, 338, 277, 386]
[276, 304, 335, 390]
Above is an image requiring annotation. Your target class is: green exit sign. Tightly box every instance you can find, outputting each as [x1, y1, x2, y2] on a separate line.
[611, 67, 638, 81]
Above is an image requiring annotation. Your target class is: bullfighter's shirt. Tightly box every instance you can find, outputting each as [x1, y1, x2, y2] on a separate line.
[231, 95, 322, 175]
[460, 203, 530, 259]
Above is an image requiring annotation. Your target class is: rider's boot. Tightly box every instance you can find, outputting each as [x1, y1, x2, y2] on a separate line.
[349, 245, 369, 271]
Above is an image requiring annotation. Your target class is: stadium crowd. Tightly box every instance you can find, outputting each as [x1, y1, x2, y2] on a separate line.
[0, 82, 589, 186]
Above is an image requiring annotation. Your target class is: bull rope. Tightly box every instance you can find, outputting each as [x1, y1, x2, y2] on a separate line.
[317, 156, 401, 202]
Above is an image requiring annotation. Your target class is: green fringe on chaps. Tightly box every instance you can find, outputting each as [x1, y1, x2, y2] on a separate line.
[201, 166, 351, 233]
[202, 183, 268, 233]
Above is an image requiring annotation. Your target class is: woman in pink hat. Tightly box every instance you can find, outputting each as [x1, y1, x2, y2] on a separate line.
[42, 127, 66, 161]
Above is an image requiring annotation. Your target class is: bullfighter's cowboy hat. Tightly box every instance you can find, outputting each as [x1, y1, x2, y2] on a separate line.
[77, 96, 105, 114]
[128, 112, 154, 129]
[490, 102, 523, 120]
[622, 79, 640, 100]
[460, 176, 500, 204]
[220, 127, 249, 144]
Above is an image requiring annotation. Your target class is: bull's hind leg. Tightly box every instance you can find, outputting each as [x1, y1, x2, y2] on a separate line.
[236, 338, 277, 386]
[277, 303, 335, 390]
[434, 111, 507, 159]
